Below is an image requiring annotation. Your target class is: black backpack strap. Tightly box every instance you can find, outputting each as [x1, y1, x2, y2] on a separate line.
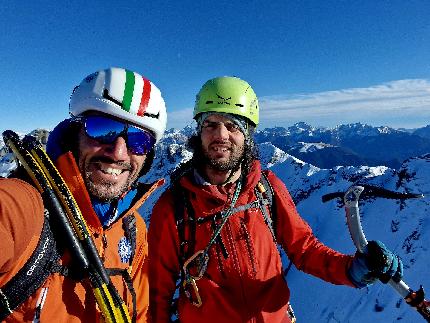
[259, 172, 294, 277]
[255, 172, 277, 243]
[171, 181, 197, 319]
[50, 263, 85, 281]
[0, 212, 61, 321]
[122, 215, 137, 267]
[173, 184, 196, 269]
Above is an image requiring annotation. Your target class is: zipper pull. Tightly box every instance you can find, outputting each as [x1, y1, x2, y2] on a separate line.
[102, 234, 108, 249]
[32, 287, 49, 323]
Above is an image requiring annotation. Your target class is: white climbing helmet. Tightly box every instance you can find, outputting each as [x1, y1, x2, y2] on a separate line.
[69, 67, 167, 143]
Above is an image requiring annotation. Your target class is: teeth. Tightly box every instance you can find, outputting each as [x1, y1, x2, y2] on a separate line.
[214, 147, 228, 152]
[100, 166, 123, 175]
[107, 168, 122, 175]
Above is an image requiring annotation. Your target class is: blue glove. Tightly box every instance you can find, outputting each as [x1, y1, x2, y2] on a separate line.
[348, 240, 403, 288]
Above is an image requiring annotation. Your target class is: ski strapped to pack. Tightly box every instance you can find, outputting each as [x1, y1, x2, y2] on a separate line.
[322, 184, 430, 322]
[2, 130, 132, 323]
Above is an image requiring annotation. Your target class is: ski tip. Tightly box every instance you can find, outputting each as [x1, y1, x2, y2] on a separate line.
[2, 130, 19, 142]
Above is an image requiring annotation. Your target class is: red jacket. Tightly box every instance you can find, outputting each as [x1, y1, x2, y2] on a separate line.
[0, 152, 163, 322]
[148, 160, 355, 323]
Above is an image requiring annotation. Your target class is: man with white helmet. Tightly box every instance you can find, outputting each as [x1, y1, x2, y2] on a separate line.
[148, 76, 403, 322]
[0, 67, 167, 322]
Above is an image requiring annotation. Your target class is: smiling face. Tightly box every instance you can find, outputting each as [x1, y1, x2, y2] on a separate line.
[200, 114, 245, 174]
[77, 127, 147, 201]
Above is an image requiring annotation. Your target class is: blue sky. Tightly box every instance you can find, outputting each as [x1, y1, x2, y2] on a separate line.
[1, 1, 429, 133]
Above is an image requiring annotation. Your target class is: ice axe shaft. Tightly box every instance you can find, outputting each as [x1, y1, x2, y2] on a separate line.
[344, 186, 411, 298]
[322, 184, 429, 321]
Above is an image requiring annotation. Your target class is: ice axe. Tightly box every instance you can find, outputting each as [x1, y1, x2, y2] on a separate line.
[322, 184, 430, 322]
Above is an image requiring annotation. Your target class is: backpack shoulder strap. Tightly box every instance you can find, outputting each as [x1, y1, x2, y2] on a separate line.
[0, 210, 61, 321]
[170, 180, 197, 319]
[259, 171, 294, 277]
[172, 182, 196, 269]
[122, 214, 137, 268]
[255, 171, 277, 242]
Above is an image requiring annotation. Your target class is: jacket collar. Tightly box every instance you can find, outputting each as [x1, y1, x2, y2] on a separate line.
[179, 160, 262, 202]
[54, 151, 163, 233]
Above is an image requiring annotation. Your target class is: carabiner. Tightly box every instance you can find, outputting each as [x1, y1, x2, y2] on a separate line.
[183, 250, 209, 280]
[182, 276, 203, 307]
[182, 250, 209, 307]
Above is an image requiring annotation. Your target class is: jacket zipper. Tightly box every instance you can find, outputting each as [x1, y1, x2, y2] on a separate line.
[240, 219, 257, 278]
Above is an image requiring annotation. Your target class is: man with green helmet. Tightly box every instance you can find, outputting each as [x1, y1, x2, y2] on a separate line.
[148, 76, 403, 322]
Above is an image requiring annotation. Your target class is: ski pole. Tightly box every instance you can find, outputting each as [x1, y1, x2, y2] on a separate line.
[322, 184, 430, 322]
[3, 130, 131, 323]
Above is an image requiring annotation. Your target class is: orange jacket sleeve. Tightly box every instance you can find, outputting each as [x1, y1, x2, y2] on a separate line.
[0, 178, 44, 274]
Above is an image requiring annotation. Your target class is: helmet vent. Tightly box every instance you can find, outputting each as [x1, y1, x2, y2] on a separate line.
[235, 104, 244, 107]
[216, 94, 231, 105]
[206, 101, 214, 104]
[103, 89, 123, 107]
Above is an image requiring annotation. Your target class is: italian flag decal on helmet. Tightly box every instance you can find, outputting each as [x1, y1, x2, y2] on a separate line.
[105, 69, 151, 116]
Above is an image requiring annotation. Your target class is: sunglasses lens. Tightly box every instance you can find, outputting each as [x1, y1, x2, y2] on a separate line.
[83, 115, 155, 155]
[84, 115, 125, 143]
[127, 125, 156, 155]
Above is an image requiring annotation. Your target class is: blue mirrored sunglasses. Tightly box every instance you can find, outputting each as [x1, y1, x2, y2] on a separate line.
[79, 115, 155, 155]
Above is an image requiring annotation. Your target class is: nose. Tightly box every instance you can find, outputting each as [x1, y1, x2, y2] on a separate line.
[104, 136, 129, 160]
[213, 123, 229, 140]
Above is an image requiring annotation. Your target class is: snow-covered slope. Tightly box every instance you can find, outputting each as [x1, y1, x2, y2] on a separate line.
[276, 153, 429, 322]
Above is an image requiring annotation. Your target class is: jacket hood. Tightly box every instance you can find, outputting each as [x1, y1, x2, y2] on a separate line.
[46, 118, 78, 162]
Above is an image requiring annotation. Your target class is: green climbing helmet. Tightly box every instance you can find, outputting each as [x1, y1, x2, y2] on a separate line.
[193, 76, 259, 126]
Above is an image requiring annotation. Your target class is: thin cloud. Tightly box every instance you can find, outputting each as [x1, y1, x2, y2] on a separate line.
[260, 79, 430, 128]
[167, 79, 430, 130]
[166, 107, 194, 130]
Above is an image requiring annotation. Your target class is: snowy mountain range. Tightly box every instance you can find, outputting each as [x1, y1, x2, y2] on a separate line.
[1, 123, 429, 322]
[254, 122, 430, 169]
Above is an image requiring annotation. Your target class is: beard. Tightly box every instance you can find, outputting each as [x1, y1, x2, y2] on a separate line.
[84, 174, 131, 201]
[202, 142, 245, 172]
[82, 159, 136, 201]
